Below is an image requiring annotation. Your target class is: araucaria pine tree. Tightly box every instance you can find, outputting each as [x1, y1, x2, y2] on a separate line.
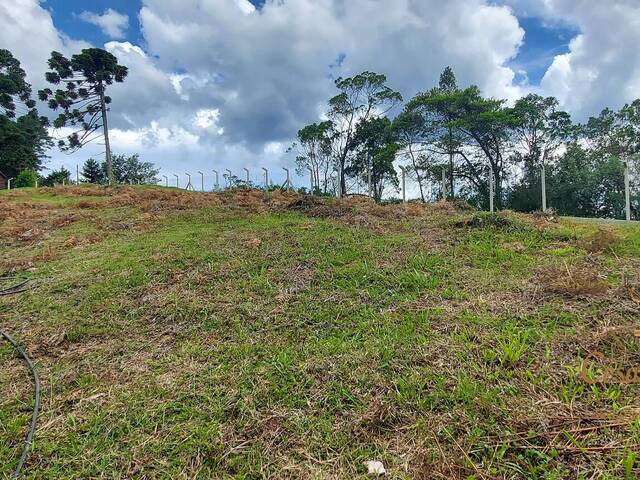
[38, 48, 128, 185]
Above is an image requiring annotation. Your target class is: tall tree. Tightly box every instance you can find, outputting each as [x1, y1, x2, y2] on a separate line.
[508, 94, 574, 211]
[327, 71, 402, 195]
[82, 158, 105, 184]
[348, 117, 399, 202]
[450, 87, 518, 208]
[291, 121, 335, 194]
[38, 48, 128, 185]
[437, 66, 460, 197]
[393, 108, 430, 201]
[104, 153, 159, 184]
[0, 49, 52, 177]
[403, 67, 464, 200]
[0, 48, 36, 118]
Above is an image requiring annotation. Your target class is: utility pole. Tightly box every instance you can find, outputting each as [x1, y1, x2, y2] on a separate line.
[541, 163, 547, 213]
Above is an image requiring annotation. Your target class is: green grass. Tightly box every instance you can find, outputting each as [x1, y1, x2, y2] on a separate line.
[1, 187, 640, 479]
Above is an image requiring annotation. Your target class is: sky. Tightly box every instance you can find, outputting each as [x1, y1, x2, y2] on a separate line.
[2, 0, 640, 189]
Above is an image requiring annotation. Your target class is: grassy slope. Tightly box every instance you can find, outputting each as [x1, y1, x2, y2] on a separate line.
[1, 186, 640, 479]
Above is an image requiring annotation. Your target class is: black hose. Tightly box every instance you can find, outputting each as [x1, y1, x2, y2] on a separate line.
[0, 280, 29, 296]
[1, 280, 40, 479]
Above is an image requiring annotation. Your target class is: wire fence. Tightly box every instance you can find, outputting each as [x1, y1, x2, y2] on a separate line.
[4, 162, 637, 222]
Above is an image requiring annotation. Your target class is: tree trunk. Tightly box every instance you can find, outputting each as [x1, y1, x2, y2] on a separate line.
[99, 83, 113, 185]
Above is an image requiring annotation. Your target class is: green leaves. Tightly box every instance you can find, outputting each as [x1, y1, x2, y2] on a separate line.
[38, 48, 128, 154]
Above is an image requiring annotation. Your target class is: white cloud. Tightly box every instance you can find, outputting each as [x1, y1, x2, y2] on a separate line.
[0, 0, 89, 87]
[536, 0, 640, 119]
[78, 8, 129, 39]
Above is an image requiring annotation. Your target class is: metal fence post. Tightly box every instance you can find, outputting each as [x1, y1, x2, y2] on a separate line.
[173, 174, 179, 188]
[243, 167, 250, 185]
[368, 161, 372, 198]
[541, 163, 547, 212]
[76, 164, 79, 184]
[198, 171, 204, 192]
[308, 167, 314, 192]
[441, 167, 446, 200]
[224, 169, 232, 189]
[489, 169, 495, 213]
[185, 173, 194, 191]
[400, 166, 407, 203]
[162, 175, 168, 187]
[212, 170, 219, 191]
[282, 167, 291, 191]
[8, 178, 15, 190]
[262, 167, 269, 189]
[625, 159, 631, 221]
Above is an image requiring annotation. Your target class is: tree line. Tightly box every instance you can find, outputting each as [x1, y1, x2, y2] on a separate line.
[293, 68, 640, 219]
[0, 47, 158, 187]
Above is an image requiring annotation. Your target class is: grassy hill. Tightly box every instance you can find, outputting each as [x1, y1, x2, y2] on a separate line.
[1, 186, 640, 479]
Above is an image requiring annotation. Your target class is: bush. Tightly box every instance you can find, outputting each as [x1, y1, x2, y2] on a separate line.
[14, 168, 38, 188]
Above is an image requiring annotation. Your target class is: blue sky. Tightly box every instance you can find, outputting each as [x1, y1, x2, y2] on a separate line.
[43, 0, 576, 88]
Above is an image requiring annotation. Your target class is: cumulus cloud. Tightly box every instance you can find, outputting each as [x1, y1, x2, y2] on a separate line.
[0, 0, 89, 87]
[138, 0, 525, 147]
[536, 0, 640, 119]
[78, 8, 129, 39]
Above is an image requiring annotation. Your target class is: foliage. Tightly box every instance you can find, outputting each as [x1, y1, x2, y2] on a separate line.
[40, 167, 72, 187]
[14, 168, 38, 188]
[291, 121, 335, 194]
[81, 158, 105, 184]
[0, 48, 36, 118]
[0, 49, 52, 178]
[38, 48, 128, 184]
[347, 116, 399, 201]
[109, 154, 159, 184]
[327, 71, 402, 195]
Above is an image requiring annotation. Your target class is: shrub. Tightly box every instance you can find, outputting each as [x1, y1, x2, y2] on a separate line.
[14, 168, 38, 188]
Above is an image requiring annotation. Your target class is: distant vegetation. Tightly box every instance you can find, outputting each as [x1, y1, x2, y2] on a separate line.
[294, 68, 640, 218]
[1, 46, 639, 219]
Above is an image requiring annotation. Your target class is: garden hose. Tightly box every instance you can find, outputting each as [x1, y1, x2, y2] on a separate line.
[1, 280, 40, 479]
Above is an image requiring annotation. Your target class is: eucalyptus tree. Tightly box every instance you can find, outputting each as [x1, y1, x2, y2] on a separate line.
[38, 48, 128, 184]
[348, 116, 399, 202]
[402, 67, 463, 199]
[449, 87, 519, 208]
[291, 121, 335, 194]
[393, 108, 431, 201]
[508, 94, 574, 211]
[327, 71, 402, 195]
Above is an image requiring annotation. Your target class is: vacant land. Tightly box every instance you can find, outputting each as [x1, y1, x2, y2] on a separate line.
[1, 186, 639, 479]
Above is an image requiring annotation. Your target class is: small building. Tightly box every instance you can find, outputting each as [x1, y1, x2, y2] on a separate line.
[0, 171, 7, 190]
